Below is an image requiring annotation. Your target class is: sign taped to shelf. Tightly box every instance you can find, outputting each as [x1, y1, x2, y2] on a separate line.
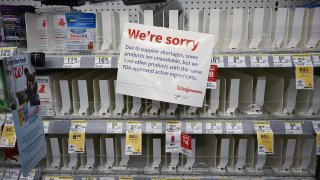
[68, 120, 87, 153]
[43, 120, 49, 134]
[180, 133, 192, 156]
[146, 121, 163, 134]
[226, 122, 243, 134]
[284, 121, 303, 134]
[227, 55, 246, 67]
[211, 55, 224, 67]
[125, 120, 142, 155]
[251, 54, 269, 67]
[295, 66, 313, 89]
[63, 55, 81, 68]
[312, 54, 320, 67]
[206, 121, 222, 134]
[207, 65, 217, 89]
[273, 54, 292, 67]
[5, 55, 47, 176]
[107, 120, 123, 134]
[186, 121, 202, 134]
[166, 120, 181, 153]
[116, 23, 215, 107]
[95, 55, 112, 68]
[0, 47, 16, 58]
[293, 54, 313, 66]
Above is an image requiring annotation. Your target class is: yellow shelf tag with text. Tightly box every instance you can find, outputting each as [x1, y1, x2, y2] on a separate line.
[0, 120, 16, 147]
[257, 131, 274, 155]
[295, 66, 313, 89]
[125, 120, 142, 155]
[68, 120, 87, 153]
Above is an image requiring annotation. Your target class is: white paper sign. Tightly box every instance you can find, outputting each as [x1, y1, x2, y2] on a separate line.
[285, 122, 303, 134]
[226, 122, 243, 134]
[186, 121, 202, 134]
[107, 120, 123, 134]
[206, 121, 222, 134]
[251, 55, 269, 67]
[211, 55, 224, 67]
[116, 23, 215, 107]
[95, 56, 112, 68]
[146, 121, 163, 134]
[312, 54, 320, 67]
[63, 55, 81, 68]
[228, 55, 246, 67]
[273, 55, 292, 67]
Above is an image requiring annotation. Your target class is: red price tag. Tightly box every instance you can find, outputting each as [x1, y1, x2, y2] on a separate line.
[207, 65, 217, 89]
[180, 133, 192, 156]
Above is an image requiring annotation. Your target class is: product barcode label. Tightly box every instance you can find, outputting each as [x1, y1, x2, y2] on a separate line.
[206, 121, 222, 134]
[273, 55, 292, 67]
[107, 120, 123, 134]
[293, 54, 313, 66]
[285, 122, 303, 134]
[146, 121, 163, 134]
[226, 122, 243, 134]
[228, 55, 246, 67]
[186, 121, 202, 134]
[251, 55, 269, 67]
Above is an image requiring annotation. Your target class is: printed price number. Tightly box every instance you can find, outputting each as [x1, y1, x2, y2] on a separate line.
[63, 56, 81, 68]
[107, 120, 123, 134]
[95, 55, 112, 68]
[68, 120, 87, 153]
[125, 121, 142, 155]
[293, 54, 313, 66]
[226, 122, 243, 134]
[228, 55, 246, 67]
[180, 133, 192, 156]
[285, 122, 303, 134]
[251, 55, 269, 67]
[0, 47, 15, 57]
[273, 55, 292, 67]
[211, 55, 224, 67]
[253, 121, 271, 132]
[146, 121, 162, 133]
[206, 121, 222, 134]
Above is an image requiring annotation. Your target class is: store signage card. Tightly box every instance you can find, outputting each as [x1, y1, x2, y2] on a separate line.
[5, 55, 47, 177]
[116, 23, 215, 107]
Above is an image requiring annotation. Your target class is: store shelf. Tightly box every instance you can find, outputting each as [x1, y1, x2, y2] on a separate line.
[45, 119, 315, 135]
[38, 52, 320, 69]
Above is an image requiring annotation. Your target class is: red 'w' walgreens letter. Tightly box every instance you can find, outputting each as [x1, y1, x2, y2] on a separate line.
[128, 29, 140, 39]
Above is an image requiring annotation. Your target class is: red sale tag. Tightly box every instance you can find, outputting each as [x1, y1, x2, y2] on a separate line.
[207, 65, 217, 89]
[180, 133, 192, 156]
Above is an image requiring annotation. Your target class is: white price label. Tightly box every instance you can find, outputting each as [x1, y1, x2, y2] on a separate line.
[273, 55, 292, 67]
[146, 121, 163, 134]
[206, 121, 222, 134]
[211, 55, 224, 67]
[107, 120, 123, 134]
[228, 55, 246, 67]
[95, 55, 112, 68]
[4, 169, 20, 179]
[285, 122, 303, 134]
[226, 122, 243, 134]
[0, 47, 15, 57]
[186, 121, 202, 134]
[293, 54, 313, 66]
[251, 55, 269, 67]
[313, 121, 320, 132]
[253, 121, 271, 132]
[312, 54, 320, 67]
[43, 120, 49, 134]
[63, 55, 81, 68]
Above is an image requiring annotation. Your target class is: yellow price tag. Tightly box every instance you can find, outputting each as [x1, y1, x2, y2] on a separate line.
[68, 120, 87, 153]
[257, 131, 274, 155]
[295, 66, 313, 89]
[119, 177, 133, 180]
[316, 132, 320, 155]
[0, 120, 16, 147]
[125, 121, 142, 155]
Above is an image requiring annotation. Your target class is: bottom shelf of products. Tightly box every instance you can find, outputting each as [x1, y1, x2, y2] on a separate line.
[40, 134, 316, 178]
